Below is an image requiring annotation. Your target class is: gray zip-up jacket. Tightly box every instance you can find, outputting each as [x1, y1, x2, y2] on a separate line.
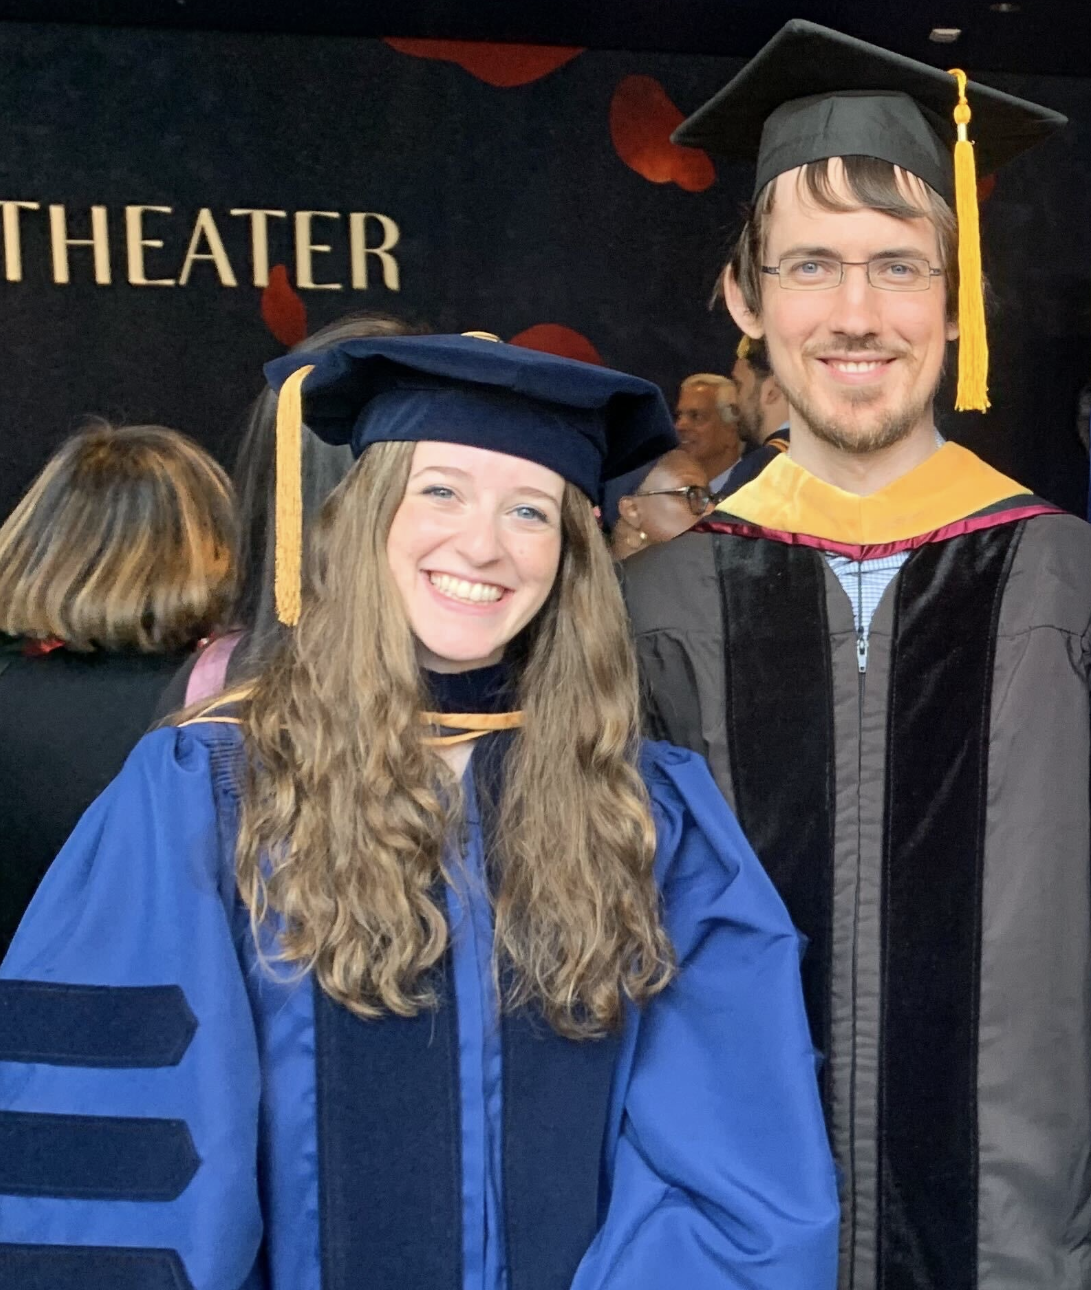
[621, 464, 1091, 1290]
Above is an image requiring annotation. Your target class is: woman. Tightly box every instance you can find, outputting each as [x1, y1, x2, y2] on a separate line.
[609, 446, 713, 560]
[0, 336, 838, 1288]
[0, 421, 235, 956]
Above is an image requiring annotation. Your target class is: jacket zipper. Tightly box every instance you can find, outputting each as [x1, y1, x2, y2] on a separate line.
[856, 561, 869, 674]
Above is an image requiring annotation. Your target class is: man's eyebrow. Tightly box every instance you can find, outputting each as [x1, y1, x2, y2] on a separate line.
[776, 244, 931, 259]
[776, 244, 842, 259]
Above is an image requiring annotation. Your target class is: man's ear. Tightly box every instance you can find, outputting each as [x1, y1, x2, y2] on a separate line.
[724, 266, 764, 340]
[760, 376, 782, 408]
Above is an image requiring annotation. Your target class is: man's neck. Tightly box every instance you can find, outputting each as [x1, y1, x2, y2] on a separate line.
[759, 415, 788, 446]
[704, 447, 739, 481]
[787, 416, 940, 496]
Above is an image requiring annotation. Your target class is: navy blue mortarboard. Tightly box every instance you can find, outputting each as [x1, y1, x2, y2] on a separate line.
[264, 333, 677, 623]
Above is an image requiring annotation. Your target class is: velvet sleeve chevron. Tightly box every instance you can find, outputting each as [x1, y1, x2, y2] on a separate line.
[0, 728, 263, 1290]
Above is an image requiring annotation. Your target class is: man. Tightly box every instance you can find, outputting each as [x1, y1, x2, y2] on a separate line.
[622, 20, 1083, 1290]
[717, 336, 790, 498]
[674, 373, 740, 494]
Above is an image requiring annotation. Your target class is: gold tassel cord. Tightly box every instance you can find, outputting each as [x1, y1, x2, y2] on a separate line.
[274, 364, 315, 626]
[420, 709, 525, 748]
[948, 69, 990, 412]
[183, 707, 525, 745]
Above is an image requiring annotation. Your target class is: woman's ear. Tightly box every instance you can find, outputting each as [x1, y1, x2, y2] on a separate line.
[617, 495, 641, 530]
[723, 266, 764, 340]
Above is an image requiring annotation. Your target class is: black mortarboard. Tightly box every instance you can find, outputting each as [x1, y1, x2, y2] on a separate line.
[264, 334, 677, 623]
[673, 19, 1065, 203]
[674, 20, 1067, 413]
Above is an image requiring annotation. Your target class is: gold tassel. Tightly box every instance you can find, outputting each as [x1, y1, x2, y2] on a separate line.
[736, 335, 752, 361]
[273, 363, 314, 626]
[949, 69, 990, 412]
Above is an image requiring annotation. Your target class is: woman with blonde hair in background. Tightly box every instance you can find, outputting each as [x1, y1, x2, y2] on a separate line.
[0, 337, 837, 1289]
[0, 421, 235, 956]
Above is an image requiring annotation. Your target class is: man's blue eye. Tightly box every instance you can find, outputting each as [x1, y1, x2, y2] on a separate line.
[786, 258, 836, 279]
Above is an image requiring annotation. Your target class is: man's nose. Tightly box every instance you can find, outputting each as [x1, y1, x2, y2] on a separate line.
[824, 263, 884, 338]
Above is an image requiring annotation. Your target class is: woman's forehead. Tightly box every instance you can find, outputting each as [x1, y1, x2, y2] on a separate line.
[410, 440, 566, 496]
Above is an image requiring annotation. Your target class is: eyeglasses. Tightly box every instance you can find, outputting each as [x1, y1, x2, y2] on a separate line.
[761, 254, 944, 292]
[635, 485, 711, 515]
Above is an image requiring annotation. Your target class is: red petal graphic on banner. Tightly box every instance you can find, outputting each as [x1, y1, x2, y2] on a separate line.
[384, 38, 584, 88]
[262, 264, 308, 347]
[509, 324, 603, 365]
[609, 74, 715, 193]
[977, 174, 997, 204]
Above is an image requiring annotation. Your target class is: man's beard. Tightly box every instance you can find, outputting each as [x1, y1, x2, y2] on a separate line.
[736, 396, 763, 448]
[784, 382, 933, 455]
[779, 342, 939, 456]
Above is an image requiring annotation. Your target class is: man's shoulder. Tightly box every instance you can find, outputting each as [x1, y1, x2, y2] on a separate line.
[1014, 507, 1091, 569]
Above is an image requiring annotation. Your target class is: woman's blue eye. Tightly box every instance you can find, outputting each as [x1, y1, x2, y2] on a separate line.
[513, 505, 548, 523]
[422, 485, 456, 500]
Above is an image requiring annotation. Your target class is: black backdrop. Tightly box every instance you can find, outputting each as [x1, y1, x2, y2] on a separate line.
[1, 20, 1088, 518]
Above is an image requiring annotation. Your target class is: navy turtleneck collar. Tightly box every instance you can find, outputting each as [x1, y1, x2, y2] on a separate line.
[423, 661, 515, 715]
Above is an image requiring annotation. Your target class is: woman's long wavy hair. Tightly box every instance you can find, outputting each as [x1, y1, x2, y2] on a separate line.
[233, 440, 673, 1039]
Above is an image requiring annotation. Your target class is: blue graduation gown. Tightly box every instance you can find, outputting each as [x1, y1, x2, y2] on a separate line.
[0, 723, 838, 1289]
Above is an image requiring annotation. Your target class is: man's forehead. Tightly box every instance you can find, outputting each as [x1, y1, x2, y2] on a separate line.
[765, 171, 940, 252]
[679, 384, 722, 405]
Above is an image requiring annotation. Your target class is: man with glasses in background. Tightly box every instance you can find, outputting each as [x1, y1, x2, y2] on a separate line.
[622, 20, 1091, 1290]
[609, 446, 711, 561]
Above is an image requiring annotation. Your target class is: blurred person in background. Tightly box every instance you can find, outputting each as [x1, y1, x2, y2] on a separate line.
[0, 422, 235, 955]
[718, 337, 791, 500]
[674, 373, 740, 496]
[610, 447, 711, 560]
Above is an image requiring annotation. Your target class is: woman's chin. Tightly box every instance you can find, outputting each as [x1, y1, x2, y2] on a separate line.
[415, 635, 506, 673]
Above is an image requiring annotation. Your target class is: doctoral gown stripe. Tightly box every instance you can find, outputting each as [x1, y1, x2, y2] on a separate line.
[0, 1111, 199, 1201]
[502, 1009, 620, 1290]
[0, 1243, 195, 1290]
[314, 965, 463, 1290]
[878, 525, 1021, 1289]
[713, 535, 836, 1093]
[0, 981, 196, 1068]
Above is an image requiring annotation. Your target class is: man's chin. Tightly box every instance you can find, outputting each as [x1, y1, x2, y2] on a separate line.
[790, 393, 928, 456]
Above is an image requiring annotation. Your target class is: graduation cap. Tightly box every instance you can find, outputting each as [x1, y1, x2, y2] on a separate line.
[674, 20, 1067, 413]
[264, 333, 677, 624]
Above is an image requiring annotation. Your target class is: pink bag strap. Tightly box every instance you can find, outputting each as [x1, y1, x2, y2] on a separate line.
[185, 631, 243, 706]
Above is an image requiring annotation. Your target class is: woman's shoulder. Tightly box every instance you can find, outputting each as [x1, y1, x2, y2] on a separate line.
[639, 740, 723, 836]
[118, 713, 246, 794]
[638, 738, 716, 797]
